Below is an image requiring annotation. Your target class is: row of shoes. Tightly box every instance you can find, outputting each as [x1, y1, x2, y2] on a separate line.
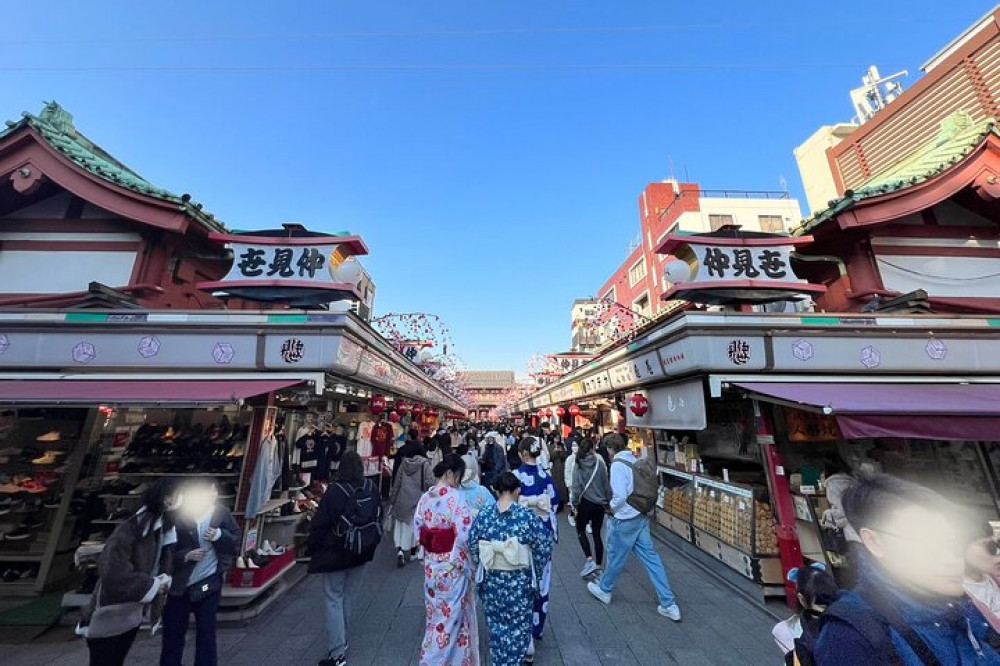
[0, 447, 67, 466]
[117, 456, 240, 475]
[0, 473, 61, 495]
[235, 541, 289, 569]
[125, 421, 249, 459]
[1, 565, 38, 582]
[0, 496, 58, 515]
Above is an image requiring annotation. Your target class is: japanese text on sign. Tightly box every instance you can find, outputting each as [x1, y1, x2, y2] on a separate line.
[222, 243, 349, 284]
[694, 245, 804, 283]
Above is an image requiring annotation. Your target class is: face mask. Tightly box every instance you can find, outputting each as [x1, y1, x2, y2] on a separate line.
[571, 444, 579, 454]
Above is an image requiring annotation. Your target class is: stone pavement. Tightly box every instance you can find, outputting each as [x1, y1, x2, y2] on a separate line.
[5, 515, 781, 665]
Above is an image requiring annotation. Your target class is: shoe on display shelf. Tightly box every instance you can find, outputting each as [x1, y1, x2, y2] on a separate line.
[18, 480, 47, 494]
[5, 525, 35, 541]
[33, 472, 60, 486]
[42, 498, 61, 509]
[31, 452, 61, 465]
[236, 556, 247, 570]
[36, 431, 61, 442]
[127, 482, 151, 496]
[2, 569, 20, 582]
[21, 514, 44, 530]
[0, 481, 22, 494]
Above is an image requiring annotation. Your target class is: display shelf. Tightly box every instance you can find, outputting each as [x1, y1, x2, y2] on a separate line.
[61, 592, 92, 608]
[118, 472, 239, 479]
[0, 552, 45, 562]
[92, 519, 126, 526]
[234, 498, 291, 517]
[222, 561, 295, 599]
[264, 514, 301, 524]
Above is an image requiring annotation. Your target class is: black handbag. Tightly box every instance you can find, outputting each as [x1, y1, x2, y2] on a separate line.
[187, 573, 222, 603]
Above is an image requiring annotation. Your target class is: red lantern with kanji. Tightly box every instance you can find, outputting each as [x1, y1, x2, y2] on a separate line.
[545, 408, 553, 418]
[396, 401, 411, 417]
[629, 394, 649, 417]
[388, 410, 401, 423]
[555, 406, 566, 418]
[411, 404, 424, 419]
[370, 395, 387, 415]
[569, 404, 581, 417]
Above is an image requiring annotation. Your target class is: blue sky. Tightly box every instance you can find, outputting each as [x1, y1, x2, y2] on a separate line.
[2, 2, 986, 372]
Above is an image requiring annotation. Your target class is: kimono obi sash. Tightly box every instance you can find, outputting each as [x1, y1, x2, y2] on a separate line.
[419, 526, 456, 554]
[518, 494, 552, 519]
[478, 538, 531, 572]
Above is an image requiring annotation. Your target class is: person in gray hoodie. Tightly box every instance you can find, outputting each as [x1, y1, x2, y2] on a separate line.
[388, 446, 434, 567]
[571, 438, 611, 578]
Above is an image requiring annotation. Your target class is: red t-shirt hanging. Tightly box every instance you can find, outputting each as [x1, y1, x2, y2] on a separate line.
[370, 422, 394, 458]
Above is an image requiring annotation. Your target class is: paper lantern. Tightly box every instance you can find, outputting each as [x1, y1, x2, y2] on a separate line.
[629, 394, 649, 417]
[396, 400, 411, 416]
[411, 404, 424, 419]
[388, 410, 401, 423]
[370, 395, 387, 415]
[569, 404, 581, 417]
[544, 408, 553, 418]
[555, 406, 566, 417]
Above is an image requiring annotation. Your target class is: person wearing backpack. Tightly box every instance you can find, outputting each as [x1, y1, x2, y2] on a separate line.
[772, 563, 839, 666]
[814, 473, 1000, 666]
[480, 433, 508, 490]
[308, 452, 383, 666]
[586, 434, 681, 621]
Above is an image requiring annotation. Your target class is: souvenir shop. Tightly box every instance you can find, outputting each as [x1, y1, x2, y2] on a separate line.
[516, 310, 1000, 604]
[0, 308, 465, 618]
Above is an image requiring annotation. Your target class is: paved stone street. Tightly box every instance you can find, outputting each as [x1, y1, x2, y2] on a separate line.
[5, 516, 781, 665]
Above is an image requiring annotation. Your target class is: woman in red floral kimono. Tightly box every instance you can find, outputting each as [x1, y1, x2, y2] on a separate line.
[413, 453, 479, 666]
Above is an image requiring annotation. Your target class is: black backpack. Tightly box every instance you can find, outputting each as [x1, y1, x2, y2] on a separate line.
[482, 441, 496, 473]
[333, 480, 383, 560]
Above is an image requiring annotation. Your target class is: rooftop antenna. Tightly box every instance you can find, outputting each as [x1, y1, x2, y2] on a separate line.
[850, 65, 908, 124]
[778, 175, 788, 192]
[668, 156, 676, 182]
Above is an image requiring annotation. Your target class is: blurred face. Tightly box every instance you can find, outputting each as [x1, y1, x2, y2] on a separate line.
[859, 505, 966, 597]
[966, 538, 1000, 578]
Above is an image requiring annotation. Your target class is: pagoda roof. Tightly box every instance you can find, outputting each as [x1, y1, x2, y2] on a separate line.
[796, 111, 998, 235]
[1, 101, 225, 233]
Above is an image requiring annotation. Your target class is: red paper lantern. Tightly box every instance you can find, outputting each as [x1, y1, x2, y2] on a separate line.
[412, 404, 424, 419]
[544, 408, 553, 418]
[569, 404, 581, 417]
[388, 410, 401, 423]
[370, 395, 387, 415]
[629, 394, 649, 417]
[555, 406, 566, 418]
[396, 400, 412, 417]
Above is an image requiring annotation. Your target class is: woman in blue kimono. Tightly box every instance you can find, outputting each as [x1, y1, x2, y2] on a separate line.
[470, 472, 553, 666]
[513, 435, 560, 643]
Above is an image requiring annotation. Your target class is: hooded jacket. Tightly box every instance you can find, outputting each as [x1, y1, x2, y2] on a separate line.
[389, 455, 434, 522]
[571, 453, 611, 507]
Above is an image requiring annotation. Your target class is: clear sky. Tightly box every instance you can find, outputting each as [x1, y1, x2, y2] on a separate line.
[2, 2, 987, 372]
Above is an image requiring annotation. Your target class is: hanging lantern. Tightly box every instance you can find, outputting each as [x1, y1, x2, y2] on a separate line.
[544, 408, 553, 418]
[555, 406, 566, 418]
[629, 394, 650, 417]
[411, 404, 424, 419]
[537, 411, 546, 420]
[370, 395, 387, 415]
[396, 400, 412, 417]
[388, 410, 401, 423]
[569, 404, 581, 417]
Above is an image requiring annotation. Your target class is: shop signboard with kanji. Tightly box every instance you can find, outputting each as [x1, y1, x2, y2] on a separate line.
[198, 230, 369, 306]
[654, 233, 826, 305]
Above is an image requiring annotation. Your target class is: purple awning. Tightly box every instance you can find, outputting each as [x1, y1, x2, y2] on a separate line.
[733, 382, 1000, 441]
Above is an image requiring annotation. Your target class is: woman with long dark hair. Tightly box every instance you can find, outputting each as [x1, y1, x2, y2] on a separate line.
[571, 437, 611, 578]
[413, 454, 479, 665]
[470, 472, 553, 665]
[80, 478, 179, 666]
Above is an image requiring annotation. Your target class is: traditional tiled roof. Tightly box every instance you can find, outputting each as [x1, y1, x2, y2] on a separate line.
[463, 370, 516, 389]
[1, 101, 225, 232]
[795, 111, 998, 235]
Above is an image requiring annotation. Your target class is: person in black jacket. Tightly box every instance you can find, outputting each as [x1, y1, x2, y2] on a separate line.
[161, 479, 240, 666]
[309, 452, 379, 666]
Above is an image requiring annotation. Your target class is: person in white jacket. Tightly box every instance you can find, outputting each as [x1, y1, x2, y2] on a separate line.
[564, 441, 578, 527]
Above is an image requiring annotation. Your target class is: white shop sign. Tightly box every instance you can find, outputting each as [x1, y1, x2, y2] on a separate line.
[625, 380, 707, 430]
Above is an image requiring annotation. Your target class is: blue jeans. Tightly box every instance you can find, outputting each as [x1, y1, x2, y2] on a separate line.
[322, 566, 367, 659]
[160, 587, 221, 666]
[599, 515, 676, 607]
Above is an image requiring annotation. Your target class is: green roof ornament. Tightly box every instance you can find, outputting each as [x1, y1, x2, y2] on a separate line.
[37, 101, 76, 136]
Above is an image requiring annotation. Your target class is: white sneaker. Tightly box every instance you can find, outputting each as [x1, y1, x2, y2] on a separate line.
[658, 604, 681, 621]
[567, 514, 576, 527]
[580, 560, 598, 578]
[587, 580, 611, 604]
[236, 556, 247, 569]
[586, 524, 593, 534]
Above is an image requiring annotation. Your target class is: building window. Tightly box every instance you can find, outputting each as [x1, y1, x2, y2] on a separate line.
[604, 287, 617, 303]
[634, 293, 650, 317]
[628, 257, 647, 287]
[758, 215, 785, 233]
[709, 214, 735, 231]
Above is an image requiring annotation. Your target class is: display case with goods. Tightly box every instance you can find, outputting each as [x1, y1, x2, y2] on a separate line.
[655, 466, 695, 541]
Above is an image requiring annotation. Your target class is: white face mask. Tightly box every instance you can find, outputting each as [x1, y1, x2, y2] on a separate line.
[571, 444, 579, 454]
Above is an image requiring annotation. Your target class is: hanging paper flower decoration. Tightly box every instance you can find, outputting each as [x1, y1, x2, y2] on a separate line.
[629, 394, 649, 417]
[370, 395, 387, 415]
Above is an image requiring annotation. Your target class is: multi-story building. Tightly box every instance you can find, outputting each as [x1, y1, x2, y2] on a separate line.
[594, 181, 803, 326]
[570, 298, 602, 353]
